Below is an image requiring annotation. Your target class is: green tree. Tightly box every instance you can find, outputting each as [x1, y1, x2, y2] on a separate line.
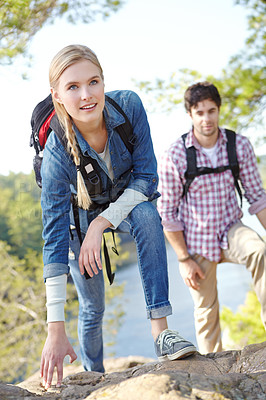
[138, 0, 266, 137]
[221, 289, 265, 349]
[0, 187, 13, 244]
[0, 0, 125, 63]
[0, 172, 43, 258]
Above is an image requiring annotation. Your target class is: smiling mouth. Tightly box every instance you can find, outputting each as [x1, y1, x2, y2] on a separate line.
[80, 103, 96, 110]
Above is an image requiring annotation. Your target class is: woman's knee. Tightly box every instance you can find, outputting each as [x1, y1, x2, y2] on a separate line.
[78, 295, 105, 317]
[129, 201, 161, 229]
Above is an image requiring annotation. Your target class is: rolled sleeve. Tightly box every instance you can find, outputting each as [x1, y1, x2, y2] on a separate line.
[43, 262, 70, 281]
[237, 135, 266, 206]
[249, 193, 266, 215]
[162, 219, 184, 232]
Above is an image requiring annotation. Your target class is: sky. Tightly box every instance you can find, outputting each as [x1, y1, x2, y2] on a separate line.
[0, 0, 253, 176]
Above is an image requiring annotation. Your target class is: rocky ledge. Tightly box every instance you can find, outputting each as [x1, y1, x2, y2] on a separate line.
[1, 342, 266, 399]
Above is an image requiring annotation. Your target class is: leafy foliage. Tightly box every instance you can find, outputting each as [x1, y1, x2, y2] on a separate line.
[137, 0, 266, 136]
[0, 172, 43, 258]
[0, 0, 124, 63]
[221, 289, 265, 348]
[235, 0, 265, 63]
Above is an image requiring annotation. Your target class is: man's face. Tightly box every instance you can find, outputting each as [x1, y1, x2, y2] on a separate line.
[189, 99, 220, 145]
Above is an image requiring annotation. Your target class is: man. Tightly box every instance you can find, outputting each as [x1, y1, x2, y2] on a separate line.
[157, 81, 266, 354]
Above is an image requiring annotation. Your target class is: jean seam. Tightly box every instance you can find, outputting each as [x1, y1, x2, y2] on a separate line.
[128, 222, 152, 307]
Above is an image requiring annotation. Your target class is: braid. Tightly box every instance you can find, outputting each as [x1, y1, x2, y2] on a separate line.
[64, 116, 92, 209]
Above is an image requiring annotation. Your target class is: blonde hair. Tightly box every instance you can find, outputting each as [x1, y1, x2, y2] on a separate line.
[49, 44, 104, 209]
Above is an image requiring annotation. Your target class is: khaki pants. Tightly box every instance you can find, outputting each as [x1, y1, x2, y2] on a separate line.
[189, 221, 266, 354]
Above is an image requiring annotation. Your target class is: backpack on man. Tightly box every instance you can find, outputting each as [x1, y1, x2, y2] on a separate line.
[181, 130, 242, 206]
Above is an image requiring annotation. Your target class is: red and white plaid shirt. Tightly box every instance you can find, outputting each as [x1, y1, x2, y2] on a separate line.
[157, 128, 266, 262]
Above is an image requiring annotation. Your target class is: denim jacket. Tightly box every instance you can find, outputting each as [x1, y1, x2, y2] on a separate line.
[41, 90, 159, 279]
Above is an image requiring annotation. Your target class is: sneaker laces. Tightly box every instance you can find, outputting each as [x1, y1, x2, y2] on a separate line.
[157, 329, 184, 351]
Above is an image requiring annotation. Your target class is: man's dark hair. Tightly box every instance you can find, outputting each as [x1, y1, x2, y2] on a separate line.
[184, 82, 221, 112]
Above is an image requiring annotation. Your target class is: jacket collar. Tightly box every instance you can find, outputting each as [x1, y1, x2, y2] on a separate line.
[103, 96, 125, 131]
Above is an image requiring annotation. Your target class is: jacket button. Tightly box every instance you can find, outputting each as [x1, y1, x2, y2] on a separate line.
[152, 178, 156, 182]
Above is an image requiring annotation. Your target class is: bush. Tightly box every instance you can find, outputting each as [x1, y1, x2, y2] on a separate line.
[221, 289, 265, 349]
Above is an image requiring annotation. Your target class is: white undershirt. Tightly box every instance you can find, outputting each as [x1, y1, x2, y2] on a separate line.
[46, 145, 147, 322]
[98, 141, 114, 180]
[201, 141, 219, 168]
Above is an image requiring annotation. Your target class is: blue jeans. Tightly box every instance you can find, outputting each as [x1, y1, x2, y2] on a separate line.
[69, 201, 172, 372]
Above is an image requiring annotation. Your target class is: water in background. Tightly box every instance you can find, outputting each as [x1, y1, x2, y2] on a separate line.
[106, 200, 265, 359]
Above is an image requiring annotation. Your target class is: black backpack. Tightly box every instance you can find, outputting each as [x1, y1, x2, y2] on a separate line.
[182, 129, 242, 206]
[30, 94, 135, 284]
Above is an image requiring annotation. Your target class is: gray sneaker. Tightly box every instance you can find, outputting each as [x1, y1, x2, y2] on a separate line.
[155, 329, 197, 361]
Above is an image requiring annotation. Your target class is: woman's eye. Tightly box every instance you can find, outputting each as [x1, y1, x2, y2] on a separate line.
[90, 80, 98, 86]
[69, 84, 78, 90]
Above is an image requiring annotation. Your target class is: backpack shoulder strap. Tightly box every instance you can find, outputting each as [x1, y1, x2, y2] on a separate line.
[105, 95, 135, 154]
[49, 112, 69, 151]
[225, 129, 238, 173]
[225, 129, 242, 206]
[182, 133, 197, 200]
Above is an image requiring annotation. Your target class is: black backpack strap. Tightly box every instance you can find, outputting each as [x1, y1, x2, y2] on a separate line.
[77, 150, 103, 197]
[71, 194, 115, 285]
[182, 133, 197, 201]
[225, 129, 242, 207]
[71, 194, 91, 280]
[103, 234, 115, 285]
[105, 95, 135, 154]
[50, 113, 69, 151]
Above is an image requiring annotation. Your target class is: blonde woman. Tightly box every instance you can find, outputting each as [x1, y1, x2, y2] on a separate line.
[40, 44, 196, 389]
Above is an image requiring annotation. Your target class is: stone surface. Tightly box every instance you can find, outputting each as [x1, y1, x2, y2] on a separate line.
[1, 342, 265, 399]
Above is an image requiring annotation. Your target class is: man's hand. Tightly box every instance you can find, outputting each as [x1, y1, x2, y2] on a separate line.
[79, 216, 112, 278]
[40, 322, 77, 390]
[179, 258, 205, 290]
[164, 230, 205, 290]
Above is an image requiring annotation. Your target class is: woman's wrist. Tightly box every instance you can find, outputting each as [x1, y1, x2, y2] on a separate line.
[47, 321, 65, 334]
[92, 215, 112, 231]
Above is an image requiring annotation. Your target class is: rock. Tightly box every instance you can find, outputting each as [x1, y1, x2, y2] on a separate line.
[1, 342, 265, 399]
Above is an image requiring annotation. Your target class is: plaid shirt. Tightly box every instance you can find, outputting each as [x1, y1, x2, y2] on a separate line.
[157, 128, 266, 262]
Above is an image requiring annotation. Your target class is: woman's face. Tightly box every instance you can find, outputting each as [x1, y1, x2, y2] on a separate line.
[52, 59, 105, 131]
